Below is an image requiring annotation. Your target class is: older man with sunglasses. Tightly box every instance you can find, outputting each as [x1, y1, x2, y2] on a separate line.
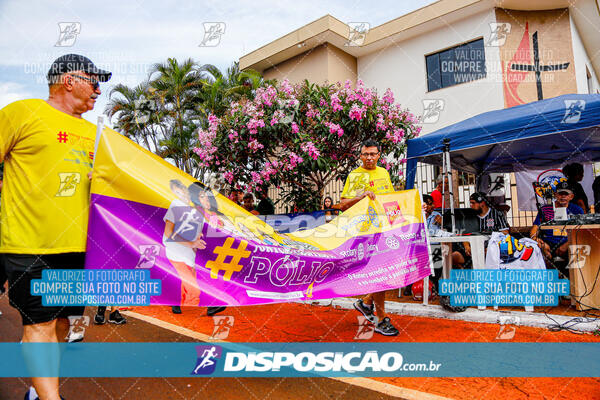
[0, 54, 111, 400]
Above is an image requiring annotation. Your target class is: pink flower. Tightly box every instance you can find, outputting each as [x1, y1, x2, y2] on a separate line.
[248, 139, 264, 150]
[287, 152, 304, 170]
[305, 104, 320, 119]
[291, 122, 299, 134]
[324, 121, 344, 137]
[300, 141, 320, 160]
[376, 114, 387, 132]
[330, 92, 343, 112]
[349, 103, 366, 121]
[223, 171, 234, 184]
[383, 88, 395, 105]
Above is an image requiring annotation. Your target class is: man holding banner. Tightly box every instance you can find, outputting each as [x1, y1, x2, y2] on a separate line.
[0, 54, 111, 400]
[340, 139, 399, 336]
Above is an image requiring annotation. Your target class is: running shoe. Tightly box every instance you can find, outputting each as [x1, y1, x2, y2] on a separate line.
[171, 306, 182, 314]
[207, 306, 226, 316]
[353, 299, 376, 323]
[374, 317, 399, 336]
[94, 306, 106, 325]
[108, 310, 127, 325]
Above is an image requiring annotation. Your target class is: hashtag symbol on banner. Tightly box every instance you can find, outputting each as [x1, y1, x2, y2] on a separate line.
[205, 237, 250, 281]
[57, 132, 68, 143]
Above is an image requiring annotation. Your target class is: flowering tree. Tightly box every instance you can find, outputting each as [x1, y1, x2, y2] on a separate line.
[195, 79, 421, 211]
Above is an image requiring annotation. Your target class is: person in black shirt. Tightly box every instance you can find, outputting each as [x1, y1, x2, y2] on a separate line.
[469, 192, 510, 234]
[563, 163, 588, 213]
[256, 190, 275, 215]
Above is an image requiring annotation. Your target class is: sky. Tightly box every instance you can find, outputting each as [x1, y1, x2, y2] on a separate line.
[0, 0, 436, 125]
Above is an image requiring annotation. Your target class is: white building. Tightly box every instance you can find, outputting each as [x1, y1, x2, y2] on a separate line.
[239, 0, 600, 221]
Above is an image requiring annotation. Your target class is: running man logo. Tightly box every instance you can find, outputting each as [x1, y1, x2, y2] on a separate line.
[561, 100, 586, 124]
[67, 315, 89, 339]
[210, 316, 234, 340]
[345, 22, 370, 47]
[205, 237, 251, 281]
[191, 345, 222, 375]
[496, 315, 520, 340]
[422, 99, 444, 124]
[354, 316, 375, 340]
[55, 22, 81, 47]
[55, 173, 81, 197]
[486, 22, 511, 46]
[567, 245, 591, 269]
[199, 22, 226, 47]
[136, 244, 161, 268]
[383, 202, 405, 226]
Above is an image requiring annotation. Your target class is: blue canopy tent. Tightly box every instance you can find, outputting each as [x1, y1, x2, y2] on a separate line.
[405, 94, 600, 189]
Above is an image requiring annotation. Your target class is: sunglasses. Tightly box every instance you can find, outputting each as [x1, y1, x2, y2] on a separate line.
[556, 191, 571, 196]
[68, 74, 100, 90]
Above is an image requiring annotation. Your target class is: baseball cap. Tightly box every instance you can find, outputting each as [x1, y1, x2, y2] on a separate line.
[469, 192, 487, 203]
[555, 180, 573, 194]
[47, 54, 112, 82]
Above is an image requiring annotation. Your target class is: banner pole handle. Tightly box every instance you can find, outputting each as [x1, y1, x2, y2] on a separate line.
[93, 116, 104, 169]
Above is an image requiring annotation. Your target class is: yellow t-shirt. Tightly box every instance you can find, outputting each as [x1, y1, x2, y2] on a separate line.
[0, 99, 96, 254]
[341, 166, 393, 198]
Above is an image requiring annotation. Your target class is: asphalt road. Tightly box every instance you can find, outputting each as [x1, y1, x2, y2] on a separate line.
[0, 296, 411, 400]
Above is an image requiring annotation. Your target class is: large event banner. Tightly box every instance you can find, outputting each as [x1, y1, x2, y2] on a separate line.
[86, 127, 432, 306]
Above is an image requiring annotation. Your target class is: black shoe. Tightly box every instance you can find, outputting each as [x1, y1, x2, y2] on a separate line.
[24, 387, 64, 400]
[171, 306, 182, 314]
[375, 317, 399, 336]
[207, 306, 226, 316]
[108, 310, 127, 324]
[94, 306, 106, 325]
[353, 299, 376, 323]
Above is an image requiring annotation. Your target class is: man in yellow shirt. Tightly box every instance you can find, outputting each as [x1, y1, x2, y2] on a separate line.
[340, 139, 399, 336]
[0, 54, 111, 400]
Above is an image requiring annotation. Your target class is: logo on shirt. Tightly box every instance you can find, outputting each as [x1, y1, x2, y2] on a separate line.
[57, 131, 69, 143]
[55, 172, 81, 197]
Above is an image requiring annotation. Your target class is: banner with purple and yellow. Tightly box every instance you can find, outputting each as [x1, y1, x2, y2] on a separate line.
[86, 127, 431, 306]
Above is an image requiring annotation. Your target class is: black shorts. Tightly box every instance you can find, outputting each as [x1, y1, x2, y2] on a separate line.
[452, 243, 472, 269]
[4, 253, 86, 325]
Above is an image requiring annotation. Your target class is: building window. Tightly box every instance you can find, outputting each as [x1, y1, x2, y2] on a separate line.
[426, 38, 486, 91]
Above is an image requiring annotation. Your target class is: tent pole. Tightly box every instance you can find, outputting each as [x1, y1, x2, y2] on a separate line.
[443, 139, 456, 233]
